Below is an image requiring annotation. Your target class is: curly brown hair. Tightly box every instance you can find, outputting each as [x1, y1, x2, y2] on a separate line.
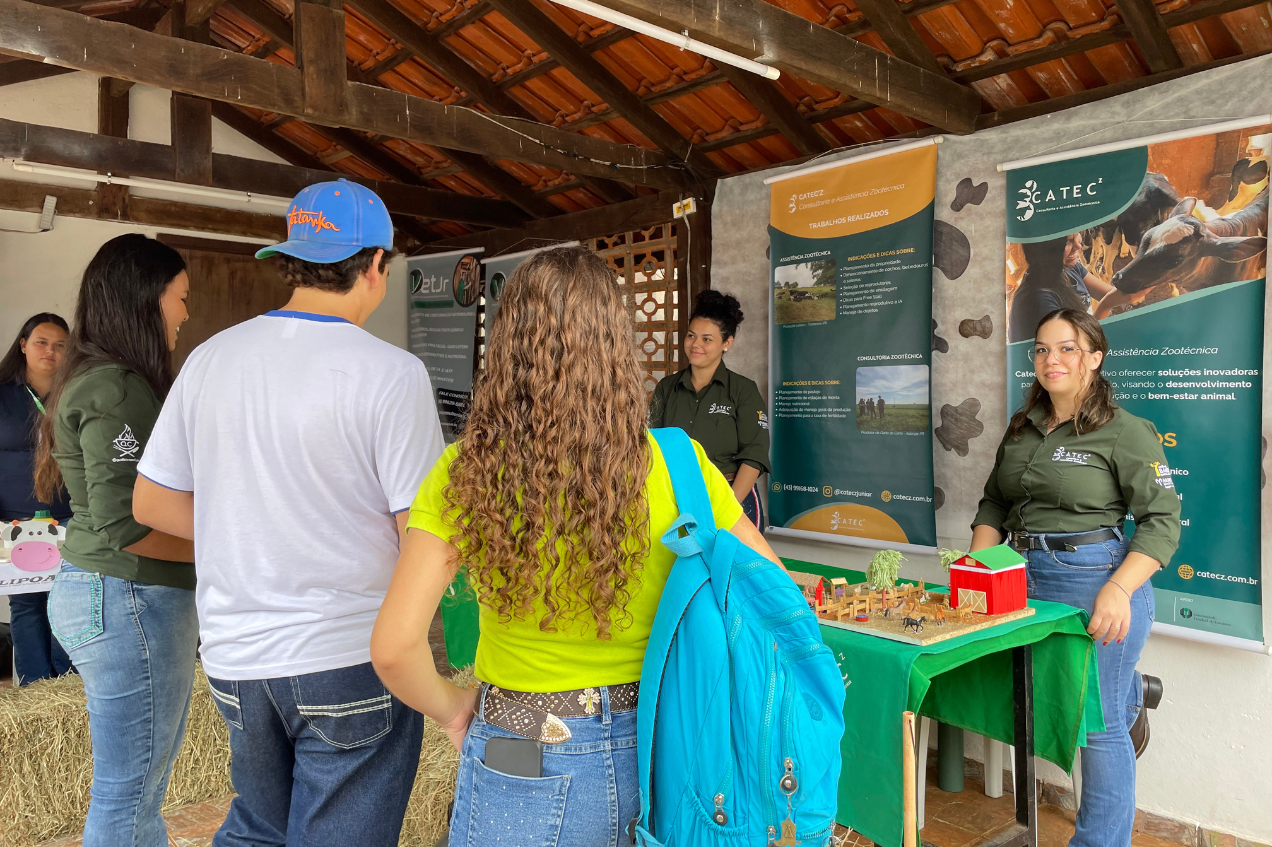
[443, 246, 651, 638]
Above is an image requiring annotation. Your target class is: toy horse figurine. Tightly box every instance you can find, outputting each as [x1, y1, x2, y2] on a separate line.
[902, 616, 927, 634]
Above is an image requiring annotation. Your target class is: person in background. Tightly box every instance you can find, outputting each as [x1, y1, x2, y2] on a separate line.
[866, 397, 875, 419]
[649, 290, 770, 528]
[134, 180, 443, 847]
[972, 308, 1175, 847]
[35, 235, 196, 847]
[877, 394, 886, 421]
[1063, 232, 1114, 312]
[370, 247, 784, 847]
[0, 313, 72, 685]
[1007, 238, 1089, 343]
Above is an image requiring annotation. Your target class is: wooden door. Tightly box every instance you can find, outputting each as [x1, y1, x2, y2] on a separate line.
[161, 235, 293, 371]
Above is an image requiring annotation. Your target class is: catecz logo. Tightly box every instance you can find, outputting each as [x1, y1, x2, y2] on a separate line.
[1015, 177, 1104, 222]
[788, 194, 797, 214]
[708, 403, 733, 415]
[1052, 446, 1090, 465]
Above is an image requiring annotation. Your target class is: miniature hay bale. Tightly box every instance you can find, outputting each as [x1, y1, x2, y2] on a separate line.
[0, 666, 476, 847]
[0, 666, 231, 847]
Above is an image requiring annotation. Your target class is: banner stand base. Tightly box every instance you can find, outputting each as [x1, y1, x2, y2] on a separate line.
[767, 525, 938, 556]
[1150, 621, 1267, 653]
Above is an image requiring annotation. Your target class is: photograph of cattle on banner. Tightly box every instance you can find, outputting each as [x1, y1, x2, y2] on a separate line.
[1006, 127, 1270, 342]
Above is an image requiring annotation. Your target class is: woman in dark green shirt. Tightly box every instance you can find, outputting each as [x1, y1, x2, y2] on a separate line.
[973, 308, 1178, 847]
[650, 290, 770, 528]
[35, 234, 195, 847]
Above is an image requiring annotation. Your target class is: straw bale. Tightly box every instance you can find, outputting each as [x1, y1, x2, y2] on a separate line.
[0, 666, 231, 847]
[0, 667, 475, 847]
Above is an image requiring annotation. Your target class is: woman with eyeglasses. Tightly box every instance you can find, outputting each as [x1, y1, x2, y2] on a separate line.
[971, 309, 1178, 847]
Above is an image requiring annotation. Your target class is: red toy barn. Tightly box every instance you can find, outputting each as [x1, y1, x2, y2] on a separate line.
[949, 544, 1028, 615]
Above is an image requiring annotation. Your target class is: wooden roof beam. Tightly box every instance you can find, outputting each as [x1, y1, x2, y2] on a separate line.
[714, 64, 829, 157]
[1113, 0, 1183, 73]
[850, 0, 946, 76]
[485, 0, 715, 175]
[0, 116, 531, 228]
[596, 0, 980, 134]
[0, 0, 688, 189]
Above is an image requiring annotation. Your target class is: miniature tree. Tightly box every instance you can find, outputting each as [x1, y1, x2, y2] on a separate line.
[938, 548, 967, 573]
[865, 549, 905, 591]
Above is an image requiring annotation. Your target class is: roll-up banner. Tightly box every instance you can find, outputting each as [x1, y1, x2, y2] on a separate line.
[407, 247, 483, 443]
[1002, 117, 1270, 651]
[481, 242, 578, 337]
[766, 138, 940, 552]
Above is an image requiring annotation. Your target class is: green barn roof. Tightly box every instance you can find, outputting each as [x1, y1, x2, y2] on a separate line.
[969, 544, 1027, 571]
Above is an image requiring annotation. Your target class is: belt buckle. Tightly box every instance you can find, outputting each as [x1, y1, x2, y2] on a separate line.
[1010, 531, 1031, 551]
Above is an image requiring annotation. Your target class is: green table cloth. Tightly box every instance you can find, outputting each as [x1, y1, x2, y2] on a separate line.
[786, 559, 1102, 847]
[437, 560, 1103, 847]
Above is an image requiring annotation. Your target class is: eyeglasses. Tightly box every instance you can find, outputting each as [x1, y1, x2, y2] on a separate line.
[1031, 344, 1091, 363]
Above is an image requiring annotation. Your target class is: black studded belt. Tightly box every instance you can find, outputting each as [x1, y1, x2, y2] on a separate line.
[480, 681, 639, 744]
[1009, 527, 1120, 553]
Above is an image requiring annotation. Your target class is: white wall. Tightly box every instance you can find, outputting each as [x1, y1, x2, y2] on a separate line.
[712, 55, 1272, 843]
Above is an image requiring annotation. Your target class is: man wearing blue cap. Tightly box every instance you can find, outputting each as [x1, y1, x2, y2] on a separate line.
[133, 180, 443, 846]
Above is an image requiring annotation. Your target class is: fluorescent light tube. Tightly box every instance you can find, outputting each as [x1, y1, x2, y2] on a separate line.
[9, 161, 293, 211]
[549, 0, 781, 80]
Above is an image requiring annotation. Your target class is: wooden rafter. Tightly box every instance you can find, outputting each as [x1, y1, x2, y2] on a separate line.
[208, 102, 438, 243]
[850, 0, 946, 76]
[714, 64, 830, 157]
[486, 0, 717, 175]
[0, 59, 75, 86]
[1112, 0, 1183, 73]
[0, 116, 531, 228]
[0, 0, 689, 189]
[543, 0, 982, 133]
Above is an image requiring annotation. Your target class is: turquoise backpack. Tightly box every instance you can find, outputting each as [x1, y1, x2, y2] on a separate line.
[636, 428, 845, 847]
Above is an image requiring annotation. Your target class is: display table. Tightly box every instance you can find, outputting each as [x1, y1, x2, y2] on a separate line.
[437, 560, 1103, 847]
[787, 560, 1102, 847]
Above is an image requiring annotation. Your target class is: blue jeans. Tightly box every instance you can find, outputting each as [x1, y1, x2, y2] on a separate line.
[9, 590, 72, 685]
[207, 661, 424, 847]
[1024, 530, 1153, 847]
[47, 563, 199, 847]
[448, 685, 639, 847]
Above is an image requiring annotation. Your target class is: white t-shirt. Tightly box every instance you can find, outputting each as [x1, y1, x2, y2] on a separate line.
[139, 311, 444, 680]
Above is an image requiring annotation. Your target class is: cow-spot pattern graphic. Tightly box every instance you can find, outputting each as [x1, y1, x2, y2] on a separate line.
[933, 220, 971, 280]
[934, 398, 985, 457]
[950, 178, 989, 213]
[959, 315, 993, 339]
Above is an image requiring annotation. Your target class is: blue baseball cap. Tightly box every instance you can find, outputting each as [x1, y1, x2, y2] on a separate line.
[256, 179, 394, 262]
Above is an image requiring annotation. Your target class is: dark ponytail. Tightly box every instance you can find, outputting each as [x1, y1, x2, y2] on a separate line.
[1008, 308, 1117, 439]
[690, 290, 745, 340]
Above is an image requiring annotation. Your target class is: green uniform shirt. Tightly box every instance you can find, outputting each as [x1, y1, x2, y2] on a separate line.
[649, 361, 770, 477]
[973, 405, 1181, 567]
[53, 364, 194, 590]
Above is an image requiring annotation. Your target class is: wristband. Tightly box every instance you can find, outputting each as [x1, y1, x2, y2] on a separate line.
[1107, 580, 1132, 600]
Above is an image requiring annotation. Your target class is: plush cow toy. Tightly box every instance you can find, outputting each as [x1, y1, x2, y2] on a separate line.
[4, 518, 66, 572]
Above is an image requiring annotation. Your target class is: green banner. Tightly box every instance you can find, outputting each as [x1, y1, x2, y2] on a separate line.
[1004, 122, 1270, 647]
[767, 142, 939, 548]
[407, 248, 483, 442]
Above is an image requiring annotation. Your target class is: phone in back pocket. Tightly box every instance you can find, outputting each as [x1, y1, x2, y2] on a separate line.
[484, 737, 543, 778]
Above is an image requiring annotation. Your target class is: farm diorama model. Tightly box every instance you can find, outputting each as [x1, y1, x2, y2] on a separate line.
[793, 545, 1034, 645]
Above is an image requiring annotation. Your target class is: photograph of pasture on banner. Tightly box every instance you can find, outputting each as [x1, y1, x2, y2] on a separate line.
[854, 365, 930, 432]
[1006, 128, 1270, 340]
[773, 258, 836, 325]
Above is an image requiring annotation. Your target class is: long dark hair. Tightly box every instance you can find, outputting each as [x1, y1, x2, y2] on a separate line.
[0, 313, 69, 384]
[1008, 308, 1116, 439]
[34, 234, 185, 500]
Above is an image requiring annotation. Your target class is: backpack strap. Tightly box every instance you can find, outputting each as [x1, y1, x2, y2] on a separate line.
[637, 428, 719, 835]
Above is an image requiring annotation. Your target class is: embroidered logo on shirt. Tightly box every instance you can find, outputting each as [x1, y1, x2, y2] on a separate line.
[758, 411, 769, 430]
[708, 403, 733, 415]
[112, 424, 140, 463]
[1051, 446, 1090, 465]
[1150, 461, 1175, 489]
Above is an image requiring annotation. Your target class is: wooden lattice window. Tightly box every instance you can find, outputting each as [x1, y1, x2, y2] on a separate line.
[586, 222, 685, 396]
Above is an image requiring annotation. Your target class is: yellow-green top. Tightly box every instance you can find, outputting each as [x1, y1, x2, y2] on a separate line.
[407, 432, 743, 691]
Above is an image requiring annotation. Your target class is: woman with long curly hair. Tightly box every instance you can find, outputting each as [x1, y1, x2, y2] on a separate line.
[372, 246, 782, 847]
[36, 234, 196, 847]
